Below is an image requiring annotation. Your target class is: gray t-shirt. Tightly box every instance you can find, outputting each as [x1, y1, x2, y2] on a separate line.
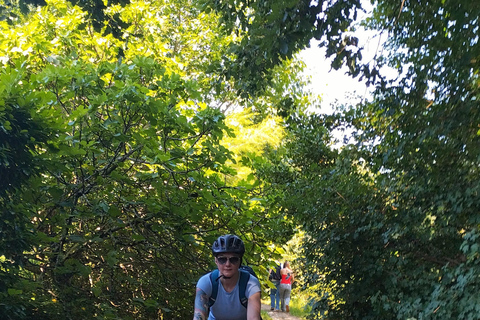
[197, 271, 261, 320]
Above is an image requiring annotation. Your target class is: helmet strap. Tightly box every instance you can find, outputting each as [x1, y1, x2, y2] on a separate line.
[217, 274, 232, 280]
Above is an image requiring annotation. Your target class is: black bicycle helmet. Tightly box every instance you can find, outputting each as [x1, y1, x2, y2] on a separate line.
[212, 234, 245, 256]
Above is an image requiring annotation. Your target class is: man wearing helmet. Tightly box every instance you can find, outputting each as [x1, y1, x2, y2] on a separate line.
[193, 234, 262, 320]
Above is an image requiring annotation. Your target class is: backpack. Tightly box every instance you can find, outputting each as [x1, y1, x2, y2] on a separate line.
[269, 264, 281, 281]
[208, 265, 262, 319]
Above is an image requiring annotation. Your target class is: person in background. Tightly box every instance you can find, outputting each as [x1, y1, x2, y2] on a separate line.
[279, 261, 294, 313]
[268, 263, 282, 311]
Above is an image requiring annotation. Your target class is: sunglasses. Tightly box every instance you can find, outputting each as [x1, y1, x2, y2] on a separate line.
[217, 256, 240, 265]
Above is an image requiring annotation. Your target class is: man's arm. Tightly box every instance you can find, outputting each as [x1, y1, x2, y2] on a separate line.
[193, 287, 209, 320]
[247, 291, 261, 320]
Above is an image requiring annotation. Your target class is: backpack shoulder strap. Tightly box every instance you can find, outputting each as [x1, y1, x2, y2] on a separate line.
[238, 269, 250, 308]
[209, 269, 220, 307]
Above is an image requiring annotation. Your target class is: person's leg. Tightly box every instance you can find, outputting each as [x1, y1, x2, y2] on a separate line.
[275, 281, 280, 310]
[285, 285, 292, 312]
[270, 287, 276, 310]
[279, 284, 287, 312]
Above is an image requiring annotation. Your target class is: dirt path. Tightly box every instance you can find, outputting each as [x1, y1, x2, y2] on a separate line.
[261, 304, 302, 320]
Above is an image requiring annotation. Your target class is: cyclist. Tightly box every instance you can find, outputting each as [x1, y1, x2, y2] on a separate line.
[193, 234, 261, 320]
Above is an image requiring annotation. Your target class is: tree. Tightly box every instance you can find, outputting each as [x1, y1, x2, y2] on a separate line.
[3, 0, 371, 99]
[0, 52, 57, 320]
[259, 0, 480, 319]
[201, 0, 366, 96]
[9, 0, 480, 318]
[342, 0, 480, 317]
[0, 0, 301, 318]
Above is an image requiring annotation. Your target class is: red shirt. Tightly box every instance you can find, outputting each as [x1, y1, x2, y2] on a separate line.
[280, 273, 292, 285]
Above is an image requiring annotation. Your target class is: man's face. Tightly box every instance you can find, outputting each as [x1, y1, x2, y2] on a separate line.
[215, 254, 241, 278]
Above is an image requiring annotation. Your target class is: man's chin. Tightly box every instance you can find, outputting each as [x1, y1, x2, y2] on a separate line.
[222, 270, 235, 277]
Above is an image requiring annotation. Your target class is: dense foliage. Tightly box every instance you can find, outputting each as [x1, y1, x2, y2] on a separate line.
[259, 1, 480, 319]
[2, 0, 368, 96]
[2, 0, 480, 319]
[0, 0, 296, 318]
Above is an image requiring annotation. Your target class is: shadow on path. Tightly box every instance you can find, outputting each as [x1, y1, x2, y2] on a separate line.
[261, 304, 302, 320]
